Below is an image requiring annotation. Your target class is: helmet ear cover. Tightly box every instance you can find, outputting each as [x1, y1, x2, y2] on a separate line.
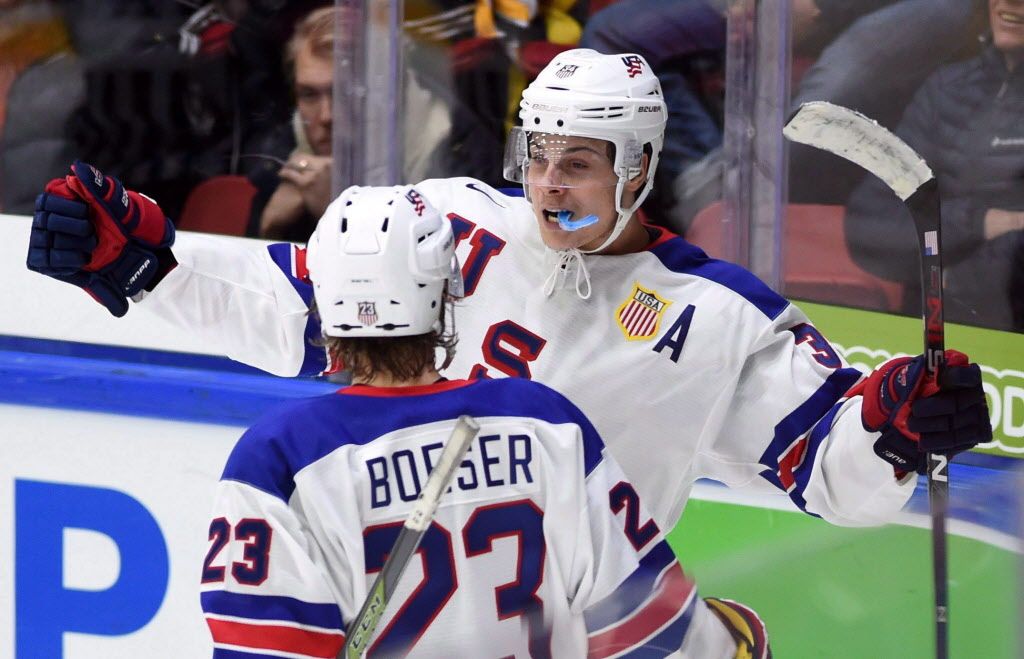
[306, 185, 461, 338]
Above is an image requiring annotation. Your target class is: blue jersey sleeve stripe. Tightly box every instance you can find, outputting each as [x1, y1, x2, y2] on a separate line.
[266, 243, 327, 377]
[213, 649, 273, 659]
[778, 401, 843, 515]
[649, 238, 790, 320]
[759, 367, 862, 478]
[583, 541, 677, 631]
[587, 562, 697, 658]
[786, 400, 844, 516]
[200, 591, 344, 630]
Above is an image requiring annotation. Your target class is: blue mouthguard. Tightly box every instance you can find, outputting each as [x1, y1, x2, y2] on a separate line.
[557, 210, 599, 231]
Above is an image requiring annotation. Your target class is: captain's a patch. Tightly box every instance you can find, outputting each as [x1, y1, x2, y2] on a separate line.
[616, 283, 671, 340]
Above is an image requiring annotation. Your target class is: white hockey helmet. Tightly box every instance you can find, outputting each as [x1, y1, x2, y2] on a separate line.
[306, 185, 461, 338]
[505, 48, 667, 251]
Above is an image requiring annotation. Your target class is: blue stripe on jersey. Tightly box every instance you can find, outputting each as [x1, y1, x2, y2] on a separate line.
[212, 650, 272, 659]
[223, 378, 606, 502]
[759, 367, 862, 489]
[266, 243, 328, 377]
[648, 237, 790, 320]
[617, 600, 697, 659]
[785, 400, 845, 516]
[583, 541, 677, 632]
[201, 591, 344, 630]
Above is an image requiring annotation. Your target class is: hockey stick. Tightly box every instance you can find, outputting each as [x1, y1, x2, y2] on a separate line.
[784, 101, 949, 659]
[340, 415, 481, 659]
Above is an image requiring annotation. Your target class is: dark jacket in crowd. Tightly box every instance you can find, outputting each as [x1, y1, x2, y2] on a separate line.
[845, 42, 1024, 331]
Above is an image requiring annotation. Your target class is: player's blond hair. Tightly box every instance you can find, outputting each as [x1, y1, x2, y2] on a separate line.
[312, 293, 457, 383]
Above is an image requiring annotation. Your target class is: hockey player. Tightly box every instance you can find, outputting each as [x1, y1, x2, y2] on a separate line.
[29, 49, 989, 656]
[199, 184, 754, 657]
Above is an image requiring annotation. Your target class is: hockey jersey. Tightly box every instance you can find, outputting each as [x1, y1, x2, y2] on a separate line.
[200, 377, 722, 658]
[145, 177, 915, 529]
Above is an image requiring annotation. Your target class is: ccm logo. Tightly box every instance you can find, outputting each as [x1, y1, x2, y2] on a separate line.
[638, 106, 661, 113]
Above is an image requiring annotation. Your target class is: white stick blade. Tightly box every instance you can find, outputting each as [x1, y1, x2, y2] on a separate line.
[784, 101, 933, 201]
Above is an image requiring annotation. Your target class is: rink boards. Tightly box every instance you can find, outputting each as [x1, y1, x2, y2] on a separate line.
[0, 354, 1017, 658]
[0, 217, 1020, 658]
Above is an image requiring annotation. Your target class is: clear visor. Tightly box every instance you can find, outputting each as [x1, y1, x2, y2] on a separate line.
[502, 127, 636, 190]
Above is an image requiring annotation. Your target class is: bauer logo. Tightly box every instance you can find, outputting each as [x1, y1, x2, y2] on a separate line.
[621, 55, 644, 78]
[616, 282, 671, 341]
[638, 105, 662, 113]
[555, 64, 578, 78]
[124, 258, 152, 291]
[531, 103, 569, 113]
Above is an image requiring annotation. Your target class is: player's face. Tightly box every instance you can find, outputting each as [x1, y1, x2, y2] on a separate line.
[294, 45, 334, 156]
[526, 135, 622, 251]
[991, 0, 1024, 62]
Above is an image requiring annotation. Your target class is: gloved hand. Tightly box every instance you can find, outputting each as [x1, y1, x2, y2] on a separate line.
[27, 161, 175, 316]
[852, 350, 992, 474]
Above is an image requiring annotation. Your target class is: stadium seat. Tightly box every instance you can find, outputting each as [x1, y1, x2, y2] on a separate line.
[176, 175, 257, 236]
[685, 201, 904, 311]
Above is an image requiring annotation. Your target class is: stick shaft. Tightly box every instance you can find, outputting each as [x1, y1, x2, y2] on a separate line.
[906, 180, 949, 659]
[340, 415, 480, 659]
[784, 103, 951, 659]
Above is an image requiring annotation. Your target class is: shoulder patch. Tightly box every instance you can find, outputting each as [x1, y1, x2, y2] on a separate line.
[616, 283, 672, 341]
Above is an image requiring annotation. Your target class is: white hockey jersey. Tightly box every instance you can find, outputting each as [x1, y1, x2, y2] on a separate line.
[201, 377, 724, 658]
[146, 177, 914, 529]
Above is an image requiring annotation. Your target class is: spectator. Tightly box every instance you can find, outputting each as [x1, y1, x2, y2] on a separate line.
[580, 0, 727, 226]
[787, 0, 982, 205]
[256, 5, 460, 241]
[845, 0, 1024, 332]
[0, 0, 79, 213]
[253, 5, 337, 241]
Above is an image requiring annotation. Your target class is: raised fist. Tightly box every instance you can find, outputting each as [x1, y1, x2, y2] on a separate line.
[27, 161, 176, 316]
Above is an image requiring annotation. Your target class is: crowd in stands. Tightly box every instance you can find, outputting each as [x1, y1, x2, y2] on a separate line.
[2, 0, 1019, 332]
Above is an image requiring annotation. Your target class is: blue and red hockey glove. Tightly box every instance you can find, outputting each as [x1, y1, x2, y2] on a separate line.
[27, 161, 176, 317]
[850, 350, 992, 475]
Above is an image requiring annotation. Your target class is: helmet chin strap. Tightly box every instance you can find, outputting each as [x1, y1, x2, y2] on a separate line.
[580, 178, 642, 254]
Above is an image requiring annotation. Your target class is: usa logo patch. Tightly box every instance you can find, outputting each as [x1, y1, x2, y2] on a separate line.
[358, 301, 378, 326]
[555, 64, 578, 78]
[405, 189, 426, 216]
[616, 283, 671, 340]
[621, 55, 644, 78]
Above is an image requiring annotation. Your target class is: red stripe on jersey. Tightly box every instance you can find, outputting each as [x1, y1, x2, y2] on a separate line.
[776, 437, 808, 492]
[586, 562, 695, 658]
[206, 618, 343, 657]
[292, 246, 310, 283]
[338, 379, 475, 397]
